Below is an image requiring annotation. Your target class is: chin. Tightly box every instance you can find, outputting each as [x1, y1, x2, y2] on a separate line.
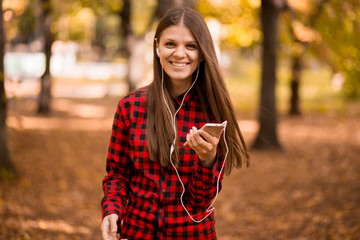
[169, 75, 192, 81]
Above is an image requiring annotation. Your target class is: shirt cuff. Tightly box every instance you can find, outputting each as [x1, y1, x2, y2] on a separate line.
[195, 154, 219, 182]
[101, 200, 125, 220]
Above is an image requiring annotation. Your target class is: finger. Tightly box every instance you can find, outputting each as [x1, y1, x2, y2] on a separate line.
[194, 128, 216, 152]
[101, 219, 110, 240]
[187, 129, 196, 147]
[198, 129, 220, 145]
[190, 127, 204, 146]
[186, 133, 190, 143]
[109, 216, 118, 237]
[101, 215, 118, 240]
[189, 137, 213, 159]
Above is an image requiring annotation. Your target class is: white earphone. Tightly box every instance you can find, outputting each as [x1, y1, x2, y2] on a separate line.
[161, 66, 229, 223]
[156, 48, 160, 56]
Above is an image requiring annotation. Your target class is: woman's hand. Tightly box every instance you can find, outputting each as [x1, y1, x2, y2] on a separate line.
[186, 126, 221, 167]
[101, 214, 126, 240]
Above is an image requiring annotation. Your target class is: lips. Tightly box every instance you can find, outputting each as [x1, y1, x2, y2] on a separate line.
[170, 61, 189, 67]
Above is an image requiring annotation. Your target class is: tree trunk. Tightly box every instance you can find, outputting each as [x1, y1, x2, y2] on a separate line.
[0, 0, 16, 176]
[119, 0, 138, 92]
[37, 0, 53, 114]
[252, 0, 284, 149]
[289, 54, 301, 115]
[287, 0, 329, 116]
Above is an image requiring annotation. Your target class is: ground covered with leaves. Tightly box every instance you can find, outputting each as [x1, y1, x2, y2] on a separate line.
[1, 96, 359, 240]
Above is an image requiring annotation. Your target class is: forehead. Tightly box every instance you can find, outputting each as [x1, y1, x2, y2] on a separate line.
[159, 24, 197, 42]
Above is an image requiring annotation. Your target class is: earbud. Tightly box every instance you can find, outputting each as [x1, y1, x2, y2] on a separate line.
[156, 48, 160, 56]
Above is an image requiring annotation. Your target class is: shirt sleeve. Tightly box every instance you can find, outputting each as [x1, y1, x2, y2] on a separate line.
[101, 100, 132, 220]
[187, 153, 224, 208]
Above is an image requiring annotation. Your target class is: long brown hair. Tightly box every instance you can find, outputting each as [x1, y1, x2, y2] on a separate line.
[146, 7, 249, 174]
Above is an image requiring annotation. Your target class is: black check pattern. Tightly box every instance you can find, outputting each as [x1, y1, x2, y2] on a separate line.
[102, 87, 224, 239]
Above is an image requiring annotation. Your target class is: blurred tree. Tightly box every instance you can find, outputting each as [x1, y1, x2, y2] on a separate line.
[119, 0, 138, 92]
[0, 0, 16, 176]
[197, 0, 260, 48]
[285, 0, 329, 115]
[2, 0, 29, 44]
[314, 0, 360, 99]
[12, 1, 36, 44]
[94, 13, 120, 60]
[252, 0, 286, 149]
[37, 0, 53, 113]
[149, 0, 195, 27]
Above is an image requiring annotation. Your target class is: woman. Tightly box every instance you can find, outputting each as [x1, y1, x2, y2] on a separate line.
[101, 7, 249, 240]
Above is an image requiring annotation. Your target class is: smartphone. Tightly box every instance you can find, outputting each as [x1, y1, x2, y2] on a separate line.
[183, 121, 226, 147]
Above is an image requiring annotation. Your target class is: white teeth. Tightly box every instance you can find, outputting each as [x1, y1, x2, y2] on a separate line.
[172, 62, 186, 67]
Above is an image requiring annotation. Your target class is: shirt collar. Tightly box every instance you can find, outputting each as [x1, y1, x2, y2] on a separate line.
[172, 85, 197, 107]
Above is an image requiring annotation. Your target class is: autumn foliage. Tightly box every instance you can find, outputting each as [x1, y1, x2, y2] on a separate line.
[1, 97, 359, 239]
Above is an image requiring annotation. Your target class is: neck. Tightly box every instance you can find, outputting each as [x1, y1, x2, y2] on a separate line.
[168, 80, 192, 97]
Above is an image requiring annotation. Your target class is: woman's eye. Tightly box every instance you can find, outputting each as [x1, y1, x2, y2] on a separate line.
[187, 44, 197, 49]
[165, 42, 175, 47]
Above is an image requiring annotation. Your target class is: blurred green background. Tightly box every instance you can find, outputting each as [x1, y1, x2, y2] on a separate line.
[1, 0, 360, 239]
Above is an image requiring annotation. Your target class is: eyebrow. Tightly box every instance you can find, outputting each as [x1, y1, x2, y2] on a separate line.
[164, 38, 198, 44]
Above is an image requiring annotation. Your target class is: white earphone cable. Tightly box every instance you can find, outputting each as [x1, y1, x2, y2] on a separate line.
[160, 66, 228, 223]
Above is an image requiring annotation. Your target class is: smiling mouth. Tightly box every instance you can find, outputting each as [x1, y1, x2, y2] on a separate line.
[170, 62, 189, 67]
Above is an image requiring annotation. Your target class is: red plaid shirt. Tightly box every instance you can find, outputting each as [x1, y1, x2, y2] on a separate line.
[101, 87, 224, 239]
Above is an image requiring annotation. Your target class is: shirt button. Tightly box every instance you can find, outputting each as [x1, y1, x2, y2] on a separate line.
[162, 188, 166, 193]
[157, 232, 161, 237]
[159, 209, 163, 213]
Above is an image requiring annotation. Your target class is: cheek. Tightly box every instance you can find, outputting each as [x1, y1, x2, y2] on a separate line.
[159, 55, 168, 67]
[190, 52, 201, 63]
[159, 50, 172, 62]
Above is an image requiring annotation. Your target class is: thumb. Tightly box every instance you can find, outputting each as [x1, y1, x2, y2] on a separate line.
[109, 214, 119, 236]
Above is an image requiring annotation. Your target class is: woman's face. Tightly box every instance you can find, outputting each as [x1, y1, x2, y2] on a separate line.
[156, 24, 201, 94]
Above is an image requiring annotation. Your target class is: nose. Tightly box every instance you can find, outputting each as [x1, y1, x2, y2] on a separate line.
[173, 46, 186, 58]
